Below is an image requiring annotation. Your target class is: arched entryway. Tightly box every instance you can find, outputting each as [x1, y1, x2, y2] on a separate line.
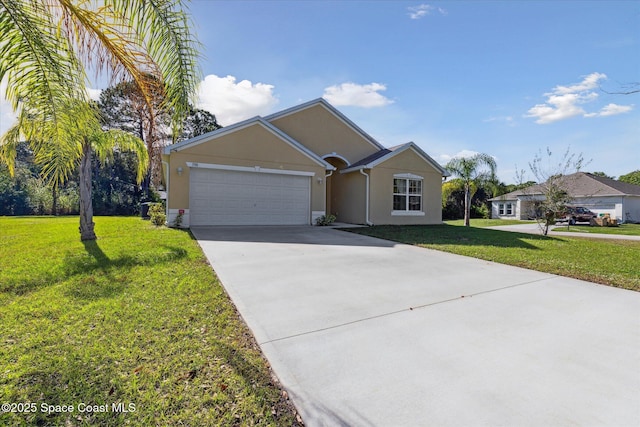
[323, 155, 349, 220]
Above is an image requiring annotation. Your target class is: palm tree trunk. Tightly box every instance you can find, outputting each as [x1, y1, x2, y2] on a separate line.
[52, 185, 58, 216]
[79, 141, 96, 241]
[464, 185, 471, 227]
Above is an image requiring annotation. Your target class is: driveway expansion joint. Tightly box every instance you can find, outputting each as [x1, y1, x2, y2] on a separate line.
[260, 276, 556, 346]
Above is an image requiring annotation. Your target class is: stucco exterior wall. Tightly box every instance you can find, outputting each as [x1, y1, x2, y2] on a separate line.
[165, 122, 326, 218]
[368, 148, 443, 225]
[331, 172, 366, 224]
[623, 196, 640, 223]
[572, 195, 640, 223]
[269, 104, 379, 165]
[491, 200, 519, 220]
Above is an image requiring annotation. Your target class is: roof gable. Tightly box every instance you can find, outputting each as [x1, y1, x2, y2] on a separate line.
[164, 116, 334, 170]
[265, 98, 386, 151]
[342, 142, 449, 177]
[264, 99, 386, 163]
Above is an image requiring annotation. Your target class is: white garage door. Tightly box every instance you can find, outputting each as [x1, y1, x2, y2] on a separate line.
[189, 167, 311, 225]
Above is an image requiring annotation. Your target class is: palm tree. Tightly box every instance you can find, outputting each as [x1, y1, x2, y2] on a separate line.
[445, 153, 497, 227]
[0, 0, 200, 240]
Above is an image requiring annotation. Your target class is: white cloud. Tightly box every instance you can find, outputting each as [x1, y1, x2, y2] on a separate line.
[553, 72, 606, 94]
[197, 74, 278, 126]
[408, 4, 447, 19]
[525, 72, 633, 124]
[86, 87, 102, 101]
[322, 82, 393, 108]
[585, 103, 634, 117]
[483, 115, 515, 126]
[438, 149, 482, 163]
[0, 80, 17, 136]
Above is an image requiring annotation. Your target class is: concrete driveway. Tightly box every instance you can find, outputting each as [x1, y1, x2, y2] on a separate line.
[192, 226, 640, 427]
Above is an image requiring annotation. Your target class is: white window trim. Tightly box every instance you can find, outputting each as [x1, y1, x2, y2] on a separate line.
[506, 203, 513, 215]
[393, 172, 424, 180]
[392, 175, 424, 215]
[498, 202, 515, 216]
[392, 210, 426, 216]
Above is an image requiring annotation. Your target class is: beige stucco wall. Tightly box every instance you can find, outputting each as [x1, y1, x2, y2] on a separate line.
[269, 104, 379, 165]
[368, 148, 444, 225]
[330, 171, 367, 224]
[165, 122, 326, 216]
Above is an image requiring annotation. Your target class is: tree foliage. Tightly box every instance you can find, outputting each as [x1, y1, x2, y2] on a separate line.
[619, 170, 640, 187]
[0, 0, 200, 240]
[521, 147, 586, 235]
[445, 153, 497, 226]
[98, 82, 220, 194]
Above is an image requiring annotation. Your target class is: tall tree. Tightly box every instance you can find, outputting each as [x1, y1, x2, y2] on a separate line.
[619, 170, 640, 187]
[98, 79, 170, 198]
[521, 147, 586, 235]
[98, 83, 220, 197]
[445, 153, 497, 226]
[0, 0, 200, 240]
[179, 106, 222, 141]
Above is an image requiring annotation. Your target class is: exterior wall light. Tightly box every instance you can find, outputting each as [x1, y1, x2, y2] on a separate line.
[177, 167, 183, 176]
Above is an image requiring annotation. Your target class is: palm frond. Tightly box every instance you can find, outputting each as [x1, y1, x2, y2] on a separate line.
[110, 0, 201, 128]
[0, 0, 85, 127]
[56, 0, 163, 111]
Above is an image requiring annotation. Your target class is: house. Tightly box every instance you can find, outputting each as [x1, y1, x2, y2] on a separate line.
[489, 172, 640, 223]
[162, 98, 449, 227]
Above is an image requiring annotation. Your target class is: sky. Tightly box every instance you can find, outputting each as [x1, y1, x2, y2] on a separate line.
[1, 0, 639, 183]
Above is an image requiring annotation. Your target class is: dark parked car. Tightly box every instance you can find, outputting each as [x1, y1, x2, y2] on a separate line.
[556, 206, 597, 224]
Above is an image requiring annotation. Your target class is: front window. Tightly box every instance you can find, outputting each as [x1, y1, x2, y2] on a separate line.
[393, 178, 422, 211]
[499, 203, 513, 216]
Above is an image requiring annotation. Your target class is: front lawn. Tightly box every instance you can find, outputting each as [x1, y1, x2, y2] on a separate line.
[445, 219, 534, 227]
[349, 223, 639, 292]
[0, 217, 301, 426]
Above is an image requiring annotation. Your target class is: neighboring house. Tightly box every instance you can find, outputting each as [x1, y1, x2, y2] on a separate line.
[489, 172, 640, 223]
[162, 98, 449, 227]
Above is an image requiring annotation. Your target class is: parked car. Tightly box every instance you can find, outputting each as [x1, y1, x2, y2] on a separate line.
[556, 206, 597, 225]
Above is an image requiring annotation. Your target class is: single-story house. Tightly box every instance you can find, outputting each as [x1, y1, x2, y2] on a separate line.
[489, 172, 640, 223]
[162, 98, 449, 227]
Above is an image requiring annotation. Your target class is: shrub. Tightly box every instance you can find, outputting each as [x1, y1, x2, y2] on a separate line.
[174, 211, 184, 228]
[148, 203, 166, 226]
[315, 214, 336, 226]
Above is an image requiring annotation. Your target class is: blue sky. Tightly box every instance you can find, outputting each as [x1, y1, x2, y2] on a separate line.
[189, 0, 640, 183]
[1, 1, 638, 182]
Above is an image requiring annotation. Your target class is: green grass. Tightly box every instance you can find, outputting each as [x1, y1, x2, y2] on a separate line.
[552, 223, 640, 236]
[349, 223, 639, 292]
[445, 219, 534, 227]
[0, 217, 300, 426]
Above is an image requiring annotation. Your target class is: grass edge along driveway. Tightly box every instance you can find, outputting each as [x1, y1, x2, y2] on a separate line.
[348, 221, 639, 292]
[0, 216, 302, 426]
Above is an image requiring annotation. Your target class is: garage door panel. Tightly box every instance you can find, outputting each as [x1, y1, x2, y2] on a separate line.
[189, 168, 311, 226]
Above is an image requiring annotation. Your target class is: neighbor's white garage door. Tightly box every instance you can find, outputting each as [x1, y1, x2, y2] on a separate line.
[189, 168, 311, 225]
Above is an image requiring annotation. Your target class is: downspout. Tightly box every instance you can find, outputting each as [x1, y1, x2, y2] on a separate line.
[359, 169, 374, 226]
[162, 160, 170, 222]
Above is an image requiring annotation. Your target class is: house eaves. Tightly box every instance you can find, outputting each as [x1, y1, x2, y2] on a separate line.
[164, 116, 335, 171]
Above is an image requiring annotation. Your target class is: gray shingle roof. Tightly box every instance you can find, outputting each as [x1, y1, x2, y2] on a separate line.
[490, 172, 640, 200]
